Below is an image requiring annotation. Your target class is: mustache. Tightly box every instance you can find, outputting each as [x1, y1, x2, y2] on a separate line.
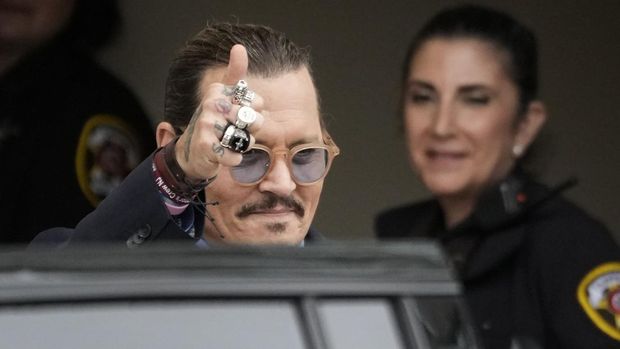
[236, 193, 305, 218]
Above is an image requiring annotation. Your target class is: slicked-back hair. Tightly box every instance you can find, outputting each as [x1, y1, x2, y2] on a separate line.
[402, 4, 538, 116]
[164, 23, 316, 132]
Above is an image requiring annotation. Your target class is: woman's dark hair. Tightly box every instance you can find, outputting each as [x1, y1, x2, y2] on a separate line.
[59, 0, 122, 52]
[402, 4, 539, 115]
[164, 23, 315, 132]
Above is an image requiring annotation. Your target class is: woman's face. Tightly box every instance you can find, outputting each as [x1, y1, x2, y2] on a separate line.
[403, 38, 528, 201]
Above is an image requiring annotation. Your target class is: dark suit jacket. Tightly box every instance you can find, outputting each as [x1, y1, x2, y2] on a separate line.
[31, 155, 323, 249]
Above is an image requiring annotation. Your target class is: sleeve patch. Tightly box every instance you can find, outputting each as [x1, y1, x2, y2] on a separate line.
[75, 114, 141, 207]
[577, 262, 620, 341]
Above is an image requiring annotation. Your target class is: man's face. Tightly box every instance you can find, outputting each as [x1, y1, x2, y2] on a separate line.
[200, 67, 325, 245]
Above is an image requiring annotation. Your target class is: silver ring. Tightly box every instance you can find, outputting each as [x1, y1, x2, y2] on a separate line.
[220, 123, 251, 153]
[239, 90, 255, 107]
[220, 124, 237, 147]
[232, 79, 255, 106]
[232, 80, 248, 104]
[235, 106, 257, 129]
[233, 80, 248, 94]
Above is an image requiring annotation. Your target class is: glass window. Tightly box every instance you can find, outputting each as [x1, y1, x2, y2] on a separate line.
[317, 299, 404, 349]
[0, 300, 305, 349]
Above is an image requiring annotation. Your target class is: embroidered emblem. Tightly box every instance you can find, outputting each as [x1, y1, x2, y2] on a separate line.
[577, 262, 620, 340]
[76, 115, 141, 206]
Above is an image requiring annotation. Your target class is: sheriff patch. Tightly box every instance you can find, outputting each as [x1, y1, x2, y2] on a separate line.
[577, 262, 620, 340]
[76, 115, 140, 207]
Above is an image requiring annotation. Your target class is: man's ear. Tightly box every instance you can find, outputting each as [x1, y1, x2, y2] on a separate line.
[156, 122, 177, 148]
[513, 101, 547, 157]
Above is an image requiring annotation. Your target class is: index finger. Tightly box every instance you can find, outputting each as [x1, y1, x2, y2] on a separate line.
[222, 44, 249, 85]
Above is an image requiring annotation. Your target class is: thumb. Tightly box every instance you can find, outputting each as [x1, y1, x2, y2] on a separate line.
[222, 44, 249, 85]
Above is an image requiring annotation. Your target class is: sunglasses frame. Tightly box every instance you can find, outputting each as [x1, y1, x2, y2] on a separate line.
[231, 131, 340, 186]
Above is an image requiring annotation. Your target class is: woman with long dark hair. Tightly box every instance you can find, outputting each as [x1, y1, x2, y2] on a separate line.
[376, 5, 620, 348]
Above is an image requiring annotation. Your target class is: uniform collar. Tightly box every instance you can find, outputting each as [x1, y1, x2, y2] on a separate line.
[443, 170, 577, 280]
[473, 170, 577, 232]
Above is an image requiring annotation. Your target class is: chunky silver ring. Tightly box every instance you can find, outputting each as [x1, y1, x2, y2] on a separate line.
[232, 80, 255, 106]
[220, 124, 236, 147]
[220, 123, 250, 153]
[235, 106, 257, 129]
[233, 80, 248, 93]
[232, 79, 248, 103]
[239, 90, 255, 107]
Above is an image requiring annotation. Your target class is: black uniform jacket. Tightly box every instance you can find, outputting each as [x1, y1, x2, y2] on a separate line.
[376, 172, 620, 348]
[31, 154, 323, 248]
[0, 40, 155, 244]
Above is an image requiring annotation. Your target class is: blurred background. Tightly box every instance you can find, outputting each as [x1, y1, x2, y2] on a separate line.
[100, 0, 620, 240]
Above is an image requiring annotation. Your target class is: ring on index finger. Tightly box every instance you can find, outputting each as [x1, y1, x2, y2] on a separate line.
[239, 90, 255, 106]
[232, 80, 255, 107]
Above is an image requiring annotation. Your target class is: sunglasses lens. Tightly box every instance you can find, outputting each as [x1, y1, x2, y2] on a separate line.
[292, 148, 329, 183]
[231, 148, 270, 183]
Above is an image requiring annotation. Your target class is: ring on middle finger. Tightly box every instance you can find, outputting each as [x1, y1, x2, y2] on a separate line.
[235, 106, 257, 130]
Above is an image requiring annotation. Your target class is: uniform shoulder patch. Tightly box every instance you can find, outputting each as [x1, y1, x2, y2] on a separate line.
[577, 261, 620, 340]
[75, 114, 142, 207]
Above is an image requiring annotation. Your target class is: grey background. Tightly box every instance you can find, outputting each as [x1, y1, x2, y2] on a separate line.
[100, 0, 620, 240]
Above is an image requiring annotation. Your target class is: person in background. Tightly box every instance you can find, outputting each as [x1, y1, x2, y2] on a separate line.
[31, 22, 339, 248]
[375, 4, 620, 348]
[0, 0, 155, 244]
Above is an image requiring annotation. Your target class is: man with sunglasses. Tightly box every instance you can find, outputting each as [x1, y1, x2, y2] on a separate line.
[32, 23, 339, 248]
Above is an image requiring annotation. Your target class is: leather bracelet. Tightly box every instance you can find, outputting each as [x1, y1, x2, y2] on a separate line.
[154, 137, 215, 199]
[152, 155, 192, 204]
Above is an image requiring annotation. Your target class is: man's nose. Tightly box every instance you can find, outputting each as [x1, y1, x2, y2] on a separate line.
[257, 157, 296, 196]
